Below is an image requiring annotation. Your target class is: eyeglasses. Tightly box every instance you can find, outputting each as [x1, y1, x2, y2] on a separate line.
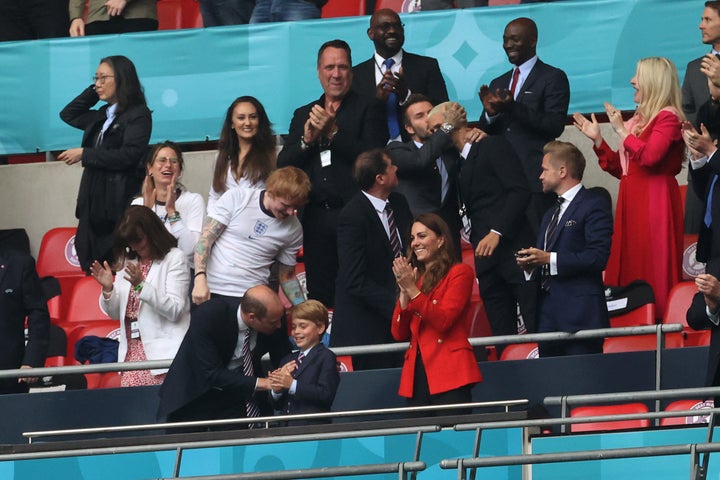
[92, 75, 114, 84]
[373, 21, 404, 32]
[155, 156, 179, 165]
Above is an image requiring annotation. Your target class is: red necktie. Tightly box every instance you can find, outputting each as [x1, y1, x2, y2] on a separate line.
[509, 68, 520, 97]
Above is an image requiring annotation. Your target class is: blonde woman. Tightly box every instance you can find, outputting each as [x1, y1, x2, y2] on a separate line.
[573, 57, 685, 317]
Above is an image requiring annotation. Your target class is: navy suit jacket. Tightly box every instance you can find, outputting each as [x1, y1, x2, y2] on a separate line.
[157, 299, 291, 422]
[331, 191, 413, 348]
[273, 343, 340, 421]
[535, 187, 613, 333]
[478, 59, 569, 192]
[0, 250, 49, 394]
[687, 258, 720, 390]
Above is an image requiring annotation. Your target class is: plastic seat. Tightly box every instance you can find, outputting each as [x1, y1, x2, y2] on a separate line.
[181, 0, 203, 28]
[609, 303, 655, 328]
[36, 227, 85, 321]
[374, 0, 412, 13]
[488, 0, 520, 5]
[570, 403, 650, 433]
[663, 282, 710, 347]
[322, 0, 365, 18]
[67, 320, 120, 363]
[158, 0, 183, 30]
[499, 342, 539, 361]
[64, 276, 112, 325]
[602, 333, 684, 353]
[683, 234, 702, 281]
[661, 399, 714, 426]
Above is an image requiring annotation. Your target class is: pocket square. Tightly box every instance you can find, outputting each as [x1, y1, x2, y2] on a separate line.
[564, 219, 577, 227]
[4, 289, 13, 294]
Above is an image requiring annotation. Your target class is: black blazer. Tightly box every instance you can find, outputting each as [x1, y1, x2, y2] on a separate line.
[331, 191, 413, 348]
[687, 258, 720, 390]
[478, 59, 569, 192]
[457, 136, 532, 273]
[60, 85, 152, 270]
[0, 250, 50, 394]
[386, 131, 460, 231]
[157, 299, 291, 422]
[352, 50, 449, 104]
[683, 56, 710, 125]
[692, 148, 720, 263]
[273, 343, 340, 422]
[277, 91, 388, 206]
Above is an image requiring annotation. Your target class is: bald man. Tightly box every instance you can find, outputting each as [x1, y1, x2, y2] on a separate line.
[158, 285, 291, 428]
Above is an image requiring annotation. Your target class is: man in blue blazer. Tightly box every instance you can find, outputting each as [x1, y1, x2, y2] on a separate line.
[478, 17, 569, 237]
[352, 9, 448, 142]
[517, 141, 613, 357]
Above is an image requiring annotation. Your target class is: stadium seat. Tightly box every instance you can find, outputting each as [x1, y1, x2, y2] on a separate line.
[609, 303, 655, 328]
[374, 0, 413, 12]
[7, 153, 45, 164]
[181, 0, 203, 28]
[488, 0, 521, 5]
[64, 276, 112, 325]
[158, 0, 184, 30]
[683, 233, 702, 281]
[499, 342, 539, 361]
[36, 227, 85, 321]
[337, 355, 354, 372]
[602, 333, 684, 354]
[570, 403, 650, 433]
[660, 399, 714, 426]
[662, 282, 710, 347]
[69, 322, 121, 388]
[679, 184, 687, 218]
[322, 0, 365, 18]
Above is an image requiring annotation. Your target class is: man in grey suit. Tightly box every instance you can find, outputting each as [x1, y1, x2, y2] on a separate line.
[683, 1, 720, 233]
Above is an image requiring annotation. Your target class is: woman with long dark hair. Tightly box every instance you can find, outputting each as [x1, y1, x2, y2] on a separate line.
[207, 96, 276, 213]
[391, 213, 482, 415]
[90, 205, 190, 387]
[59, 55, 152, 272]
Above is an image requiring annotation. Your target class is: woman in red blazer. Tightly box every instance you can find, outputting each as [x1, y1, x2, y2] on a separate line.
[391, 213, 482, 415]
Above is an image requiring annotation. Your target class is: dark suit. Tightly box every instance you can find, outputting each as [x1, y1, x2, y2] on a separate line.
[534, 186, 613, 357]
[157, 299, 291, 425]
[687, 259, 720, 399]
[0, 249, 50, 394]
[692, 148, 720, 263]
[458, 137, 536, 336]
[353, 50, 448, 141]
[60, 85, 152, 271]
[331, 191, 412, 370]
[273, 343, 340, 424]
[277, 91, 387, 306]
[478, 59, 569, 235]
[386, 131, 461, 247]
[683, 55, 712, 233]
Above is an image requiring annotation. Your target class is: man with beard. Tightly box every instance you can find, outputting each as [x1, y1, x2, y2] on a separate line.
[352, 9, 448, 142]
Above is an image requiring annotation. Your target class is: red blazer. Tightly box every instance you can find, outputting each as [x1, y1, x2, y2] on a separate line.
[391, 263, 482, 398]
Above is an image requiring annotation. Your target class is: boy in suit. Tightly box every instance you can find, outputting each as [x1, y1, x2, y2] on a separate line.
[270, 300, 340, 424]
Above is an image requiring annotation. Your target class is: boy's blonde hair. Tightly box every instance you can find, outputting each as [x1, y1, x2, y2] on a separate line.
[292, 300, 329, 329]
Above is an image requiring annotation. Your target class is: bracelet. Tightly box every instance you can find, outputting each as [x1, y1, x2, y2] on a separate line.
[300, 136, 310, 151]
[194, 271, 207, 278]
[133, 282, 144, 293]
[410, 291, 422, 301]
[167, 212, 181, 224]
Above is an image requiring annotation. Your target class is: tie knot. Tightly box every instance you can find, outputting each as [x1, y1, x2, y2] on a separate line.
[383, 58, 395, 69]
[385, 202, 393, 212]
[556, 196, 564, 206]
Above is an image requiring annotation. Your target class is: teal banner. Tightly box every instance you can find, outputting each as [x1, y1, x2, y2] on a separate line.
[0, 0, 704, 155]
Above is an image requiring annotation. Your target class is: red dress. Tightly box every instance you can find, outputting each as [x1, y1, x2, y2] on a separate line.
[593, 109, 684, 318]
[391, 263, 482, 398]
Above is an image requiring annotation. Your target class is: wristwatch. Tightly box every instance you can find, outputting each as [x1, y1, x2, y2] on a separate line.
[440, 122, 454, 134]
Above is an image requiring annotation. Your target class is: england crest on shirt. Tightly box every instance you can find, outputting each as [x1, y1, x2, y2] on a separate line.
[252, 220, 268, 238]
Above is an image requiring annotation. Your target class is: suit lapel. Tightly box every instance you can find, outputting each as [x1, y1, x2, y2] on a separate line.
[546, 187, 585, 251]
[516, 60, 543, 102]
[361, 194, 394, 257]
[0, 252, 8, 288]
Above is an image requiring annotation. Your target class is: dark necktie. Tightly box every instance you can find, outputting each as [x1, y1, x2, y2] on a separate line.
[383, 58, 400, 139]
[385, 202, 403, 258]
[241, 329, 261, 424]
[297, 352, 305, 364]
[541, 197, 564, 292]
[509, 67, 520, 98]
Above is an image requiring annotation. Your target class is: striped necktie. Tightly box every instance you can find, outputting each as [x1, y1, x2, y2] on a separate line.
[241, 329, 261, 426]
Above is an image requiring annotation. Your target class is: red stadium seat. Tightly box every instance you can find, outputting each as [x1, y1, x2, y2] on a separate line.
[662, 282, 710, 347]
[181, 0, 203, 28]
[603, 333, 684, 354]
[64, 276, 112, 325]
[679, 184, 687, 218]
[336, 355, 354, 372]
[683, 233, 702, 281]
[374, 0, 409, 13]
[158, 0, 183, 30]
[499, 342, 539, 361]
[322, 0, 365, 18]
[36, 227, 85, 321]
[488, 0, 520, 5]
[609, 303, 655, 328]
[7, 153, 45, 164]
[660, 399, 714, 426]
[570, 403, 650, 433]
[69, 322, 121, 387]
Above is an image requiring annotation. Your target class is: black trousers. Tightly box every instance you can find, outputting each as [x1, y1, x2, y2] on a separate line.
[85, 18, 158, 35]
[0, 0, 69, 41]
[406, 350, 473, 417]
[300, 203, 342, 307]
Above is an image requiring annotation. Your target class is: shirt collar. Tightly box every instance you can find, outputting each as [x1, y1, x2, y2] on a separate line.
[515, 55, 538, 77]
[374, 50, 403, 68]
[362, 190, 389, 213]
[559, 183, 583, 205]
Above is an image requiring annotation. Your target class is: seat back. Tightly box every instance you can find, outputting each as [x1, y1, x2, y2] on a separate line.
[663, 281, 710, 347]
[603, 333, 684, 353]
[609, 303, 655, 328]
[570, 403, 650, 433]
[500, 342, 539, 361]
[660, 399, 714, 426]
[374, 0, 418, 13]
[65, 277, 112, 324]
[36, 227, 82, 278]
[322, 0, 366, 18]
[158, 0, 184, 30]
